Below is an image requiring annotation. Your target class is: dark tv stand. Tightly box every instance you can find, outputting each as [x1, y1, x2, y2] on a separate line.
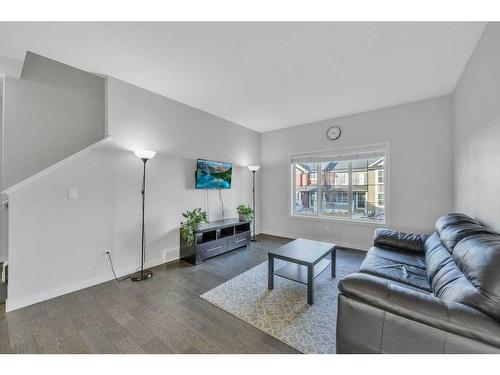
[180, 218, 251, 265]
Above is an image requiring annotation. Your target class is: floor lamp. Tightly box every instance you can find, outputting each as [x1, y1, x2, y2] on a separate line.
[132, 149, 156, 281]
[248, 165, 260, 242]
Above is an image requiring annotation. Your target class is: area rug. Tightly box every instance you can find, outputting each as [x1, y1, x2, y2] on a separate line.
[200, 255, 362, 353]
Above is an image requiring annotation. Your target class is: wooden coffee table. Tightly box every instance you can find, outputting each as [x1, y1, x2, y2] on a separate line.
[268, 238, 336, 305]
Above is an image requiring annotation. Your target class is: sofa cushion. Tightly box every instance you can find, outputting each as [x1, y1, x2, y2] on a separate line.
[435, 213, 481, 233]
[374, 228, 428, 253]
[359, 246, 431, 292]
[439, 223, 493, 253]
[434, 234, 500, 321]
[425, 232, 457, 290]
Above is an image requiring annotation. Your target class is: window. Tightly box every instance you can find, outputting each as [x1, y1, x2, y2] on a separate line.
[353, 192, 366, 209]
[333, 192, 348, 204]
[294, 162, 318, 215]
[378, 193, 385, 206]
[291, 149, 386, 223]
[378, 169, 384, 184]
[352, 172, 366, 185]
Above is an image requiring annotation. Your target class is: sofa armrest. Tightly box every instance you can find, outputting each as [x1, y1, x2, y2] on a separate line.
[374, 228, 428, 253]
[338, 273, 500, 348]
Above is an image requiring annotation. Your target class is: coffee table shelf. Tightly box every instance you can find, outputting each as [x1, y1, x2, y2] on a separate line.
[268, 238, 336, 305]
[274, 259, 331, 285]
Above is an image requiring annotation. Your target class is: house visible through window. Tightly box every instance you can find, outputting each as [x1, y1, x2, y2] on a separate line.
[292, 149, 386, 223]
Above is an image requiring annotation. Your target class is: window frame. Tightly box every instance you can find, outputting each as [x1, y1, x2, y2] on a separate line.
[289, 143, 389, 226]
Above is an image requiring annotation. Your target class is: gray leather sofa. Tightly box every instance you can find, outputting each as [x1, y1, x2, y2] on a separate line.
[336, 213, 500, 353]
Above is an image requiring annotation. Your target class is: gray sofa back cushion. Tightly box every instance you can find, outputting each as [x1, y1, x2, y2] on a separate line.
[426, 213, 500, 321]
[439, 223, 493, 253]
[450, 235, 500, 320]
[425, 232, 457, 292]
[435, 213, 481, 233]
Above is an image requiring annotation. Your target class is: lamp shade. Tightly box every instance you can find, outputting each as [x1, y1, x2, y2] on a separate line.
[248, 165, 260, 172]
[134, 150, 156, 160]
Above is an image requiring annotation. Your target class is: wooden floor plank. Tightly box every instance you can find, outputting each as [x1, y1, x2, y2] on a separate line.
[29, 309, 64, 354]
[141, 337, 174, 354]
[6, 309, 37, 353]
[51, 316, 92, 354]
[79, 325, 119, 354]
[0, 316, 10, 353]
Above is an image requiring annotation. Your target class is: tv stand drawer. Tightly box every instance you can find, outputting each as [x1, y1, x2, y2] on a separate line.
[228, 231, 250, 250]
[200, 238, 228, 259]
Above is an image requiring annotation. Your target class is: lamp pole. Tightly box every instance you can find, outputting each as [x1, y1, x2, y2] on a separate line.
[132, 150, 156, 281]
[248, 165, 260, 242]
[252, 170, 257, 241]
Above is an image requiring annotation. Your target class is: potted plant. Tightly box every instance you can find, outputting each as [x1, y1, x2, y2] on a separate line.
[180, 208, 208, 246]
[237, 204, 255, 222]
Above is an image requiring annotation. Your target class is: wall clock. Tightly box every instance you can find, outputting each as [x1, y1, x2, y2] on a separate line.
[326, 126, 342, 141]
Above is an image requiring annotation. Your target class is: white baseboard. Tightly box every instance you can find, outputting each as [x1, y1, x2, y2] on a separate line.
[163, 247, 180, 263]
[6, 247, 180, 313]
[261, 230, 368, 252]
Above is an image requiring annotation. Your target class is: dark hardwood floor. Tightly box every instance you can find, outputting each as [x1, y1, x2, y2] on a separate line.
[0, 235, 363, 354]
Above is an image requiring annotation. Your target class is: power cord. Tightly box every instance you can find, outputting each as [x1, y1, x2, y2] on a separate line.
[218, 189, 224, 220]
[105, 214, 150, 283]
[206, 189, 210, 219]
[105, 251, 136, 283]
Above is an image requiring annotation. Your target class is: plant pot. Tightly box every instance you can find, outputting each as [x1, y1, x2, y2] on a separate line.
[239, 214, 246, 221]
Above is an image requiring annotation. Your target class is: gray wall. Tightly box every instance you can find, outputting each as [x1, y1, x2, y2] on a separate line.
[106, 77, 261, 253]
[453, 23, 500, 232]
[21, 52, 106, 100]
[6, 77, 260, 311]
[2, 52, 106, 189]
[2, 76, 106, 188]
[261, 95, 454, 250]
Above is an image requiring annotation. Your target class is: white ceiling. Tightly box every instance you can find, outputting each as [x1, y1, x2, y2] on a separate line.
[0, 22, 486, 132]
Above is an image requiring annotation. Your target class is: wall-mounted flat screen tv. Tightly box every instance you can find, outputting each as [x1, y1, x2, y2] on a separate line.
[195, 159, 232, 189]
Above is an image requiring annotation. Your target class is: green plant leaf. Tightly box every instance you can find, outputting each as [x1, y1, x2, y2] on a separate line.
[180, 208, 209, 245]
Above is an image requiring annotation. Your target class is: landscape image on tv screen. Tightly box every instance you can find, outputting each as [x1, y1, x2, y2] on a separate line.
[195, 159, 232, 189]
